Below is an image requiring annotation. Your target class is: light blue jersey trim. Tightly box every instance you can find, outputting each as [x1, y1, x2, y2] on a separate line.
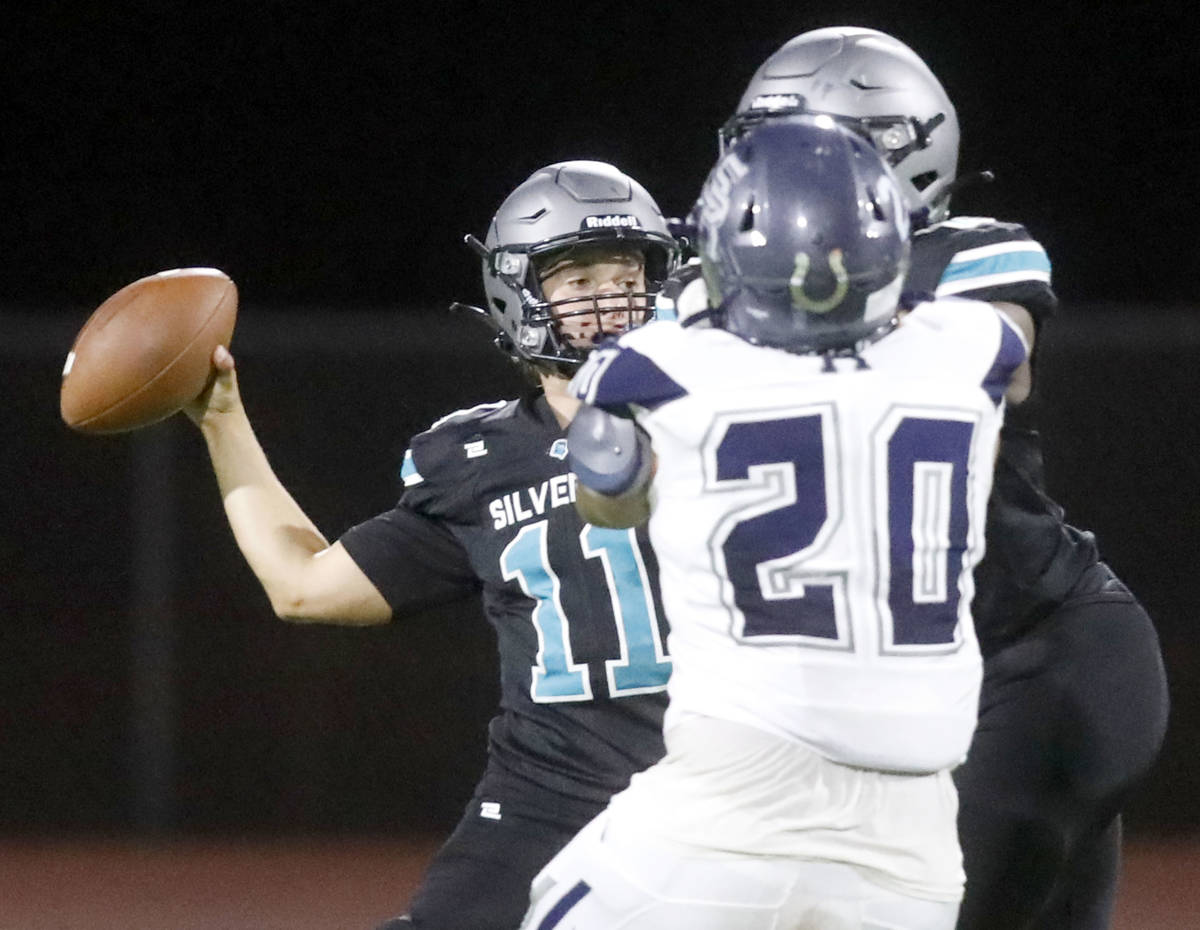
[654, 294, 678, 322]
[400, 449, 424, 487]
[427, 399, 509, 431]
[938, 242, 1051, 292]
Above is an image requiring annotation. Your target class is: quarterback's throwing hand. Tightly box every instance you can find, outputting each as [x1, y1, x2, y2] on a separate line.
[184, 345, 241, 426]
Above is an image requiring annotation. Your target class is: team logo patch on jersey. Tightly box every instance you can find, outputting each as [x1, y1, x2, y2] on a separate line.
[549, 438, 568, 460]
[464, 438, 488, 459]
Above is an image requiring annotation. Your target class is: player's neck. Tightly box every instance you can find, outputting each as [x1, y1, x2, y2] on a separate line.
[540, 373, 582, 429]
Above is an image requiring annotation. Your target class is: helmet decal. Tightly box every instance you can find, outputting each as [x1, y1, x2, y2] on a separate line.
[790, 249, 848, 314]
[696, 154, 750, 235]
[581, 214, 643, 229]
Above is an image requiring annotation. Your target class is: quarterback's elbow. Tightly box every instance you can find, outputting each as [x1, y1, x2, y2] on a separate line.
[263, 542, 392, 625]
[268, 586, 330, 624]
[266, 580, 390, 627]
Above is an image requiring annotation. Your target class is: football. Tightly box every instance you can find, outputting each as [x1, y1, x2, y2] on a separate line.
[60, 268, 238, 434]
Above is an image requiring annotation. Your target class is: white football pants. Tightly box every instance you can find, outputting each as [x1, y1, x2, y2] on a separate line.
[520, 808, 960, 930]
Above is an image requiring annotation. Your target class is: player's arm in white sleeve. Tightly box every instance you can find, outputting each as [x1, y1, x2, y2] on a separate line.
[991, 301, 1035, 405]
[183, 345, 391, 625]
[568, 404, 655, 530]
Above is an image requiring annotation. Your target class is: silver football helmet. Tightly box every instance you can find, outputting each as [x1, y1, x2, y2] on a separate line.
[721, 27, 959, 223]
[469, 161, 678, 370]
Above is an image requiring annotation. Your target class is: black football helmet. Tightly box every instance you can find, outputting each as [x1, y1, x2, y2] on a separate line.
[696, 115, 910, 353]
[464, 161, 678, 371]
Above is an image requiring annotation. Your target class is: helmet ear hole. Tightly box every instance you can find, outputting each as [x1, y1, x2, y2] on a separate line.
[738, 195, 757, 232]
[910, 170, 939, 192]
[491, 297, 507, 313]
[867, 191, 885, 221]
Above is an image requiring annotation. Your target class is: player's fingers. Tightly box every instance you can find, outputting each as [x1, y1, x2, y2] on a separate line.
[182, 346, 240, 425]
[213, 344, 235, 371]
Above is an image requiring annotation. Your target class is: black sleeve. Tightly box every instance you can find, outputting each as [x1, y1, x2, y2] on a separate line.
[908, 218, 1058, 329]
[950, 277, 1057, 329]
[339, 504, 480, 615]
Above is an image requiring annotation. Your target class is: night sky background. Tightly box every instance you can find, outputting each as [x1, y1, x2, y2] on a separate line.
[3, 1, 1200, 840]
[7, 2, 1198, 311]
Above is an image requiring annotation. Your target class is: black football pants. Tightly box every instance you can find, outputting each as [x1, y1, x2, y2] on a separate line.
[394, 782, 594, 930]
[954, 587, 1168, 930]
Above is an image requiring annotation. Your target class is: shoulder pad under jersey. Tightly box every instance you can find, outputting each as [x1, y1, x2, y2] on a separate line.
[399, 399, 518, 489]
[909, 216, 1057, 326]
[903, 296, 1029, 404]
[654, 258, 706, 323]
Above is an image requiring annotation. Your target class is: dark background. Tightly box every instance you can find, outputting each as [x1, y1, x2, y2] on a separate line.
[7, 2, 1199, 309]
[3, 1, 1198, 842]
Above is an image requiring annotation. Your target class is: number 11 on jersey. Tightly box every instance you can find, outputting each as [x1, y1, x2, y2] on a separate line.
[501, 522, 672, 703]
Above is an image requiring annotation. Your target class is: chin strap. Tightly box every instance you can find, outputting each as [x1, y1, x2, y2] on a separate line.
[916, 169, 997, 228]
[945, 168, 996, 198]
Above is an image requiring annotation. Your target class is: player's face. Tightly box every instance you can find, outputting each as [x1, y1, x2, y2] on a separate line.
[539, 247, 648, 349]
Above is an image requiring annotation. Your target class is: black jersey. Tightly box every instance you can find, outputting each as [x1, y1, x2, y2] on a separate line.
[339, 392, 670, 811]
[907, 216, 1058, 325]
[909, 217, 1100, 654]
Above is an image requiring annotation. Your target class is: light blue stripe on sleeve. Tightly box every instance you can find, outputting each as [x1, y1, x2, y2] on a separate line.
[400, 448, 424, 486]
[940, 245, 1051, 287]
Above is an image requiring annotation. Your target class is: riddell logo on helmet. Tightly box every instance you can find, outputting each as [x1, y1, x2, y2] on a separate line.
[582, 214, 641, 229]
[750, 93, 804, 112]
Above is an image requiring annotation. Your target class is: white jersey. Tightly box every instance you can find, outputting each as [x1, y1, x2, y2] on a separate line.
[570, 298, 1027, 773]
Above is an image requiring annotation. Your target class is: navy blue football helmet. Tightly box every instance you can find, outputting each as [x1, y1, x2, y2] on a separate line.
[695, 115, 910, 352]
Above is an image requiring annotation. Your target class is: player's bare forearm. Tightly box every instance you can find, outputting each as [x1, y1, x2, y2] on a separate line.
[188, 348, 390, 625]
[575, 482, 652, 529]
[199, 399, 327, 562]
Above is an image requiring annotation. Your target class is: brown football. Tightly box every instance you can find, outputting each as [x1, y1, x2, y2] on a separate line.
[60, 267, 238, 434]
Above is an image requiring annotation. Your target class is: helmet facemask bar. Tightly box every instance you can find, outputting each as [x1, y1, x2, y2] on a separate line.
[528, 291, 654, 363]
[491, 229, 676, 369]
[723, 105, 946, 176]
